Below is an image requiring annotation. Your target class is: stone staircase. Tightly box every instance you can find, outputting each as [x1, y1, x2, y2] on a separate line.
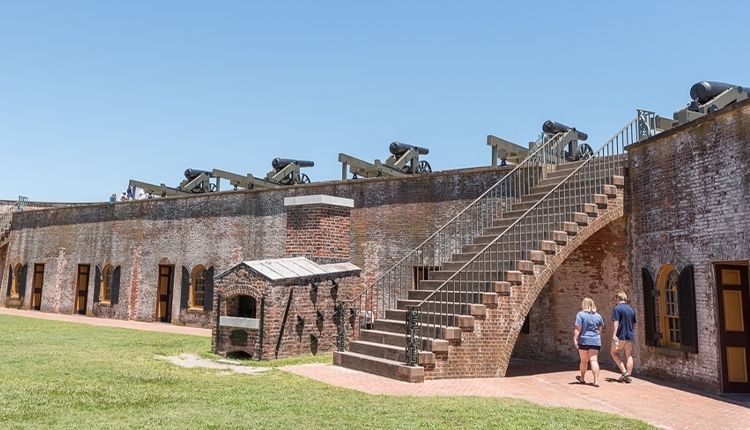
[334, 161, 625, 382]
[333, 112, 657, 382]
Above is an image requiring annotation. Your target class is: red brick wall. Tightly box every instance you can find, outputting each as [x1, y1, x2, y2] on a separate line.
[423, 194, 625, 379]
[212, 266, 352, 360]
[285, 204, 351, 260]
[512, 218, 630, 366]
[627, 100, 750, 392]
[1, 167, 512, 325]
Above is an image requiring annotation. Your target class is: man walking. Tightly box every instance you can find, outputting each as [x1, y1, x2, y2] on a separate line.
[610, 291, 636, 382]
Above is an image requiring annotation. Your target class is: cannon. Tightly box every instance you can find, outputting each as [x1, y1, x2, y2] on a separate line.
[339, 141, 431, 179]
[389, 142, 429, 157]
[271, 158, 315, 172]
[542, 120, 589, 142]
[674, 81, 748, 125]
[266, 158, 313, 185]
[184, 168, 213, 180]
[541, 120, 592, 162]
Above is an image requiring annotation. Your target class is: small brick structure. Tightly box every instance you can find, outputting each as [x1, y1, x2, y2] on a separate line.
[211, 257, 360, 359]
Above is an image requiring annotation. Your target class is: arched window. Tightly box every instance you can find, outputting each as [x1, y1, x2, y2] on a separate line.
[10, 264, 21, 297]
[656, 264, 680, 347]
[190, 265, 206, 309]
[100, 264, 112, 303]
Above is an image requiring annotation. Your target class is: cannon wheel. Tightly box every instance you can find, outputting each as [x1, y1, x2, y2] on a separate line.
[299, 173, 311, 184]
[576, 144, 593, 160]
[208, 183, 218, 192]
[418, 160, 432, 174]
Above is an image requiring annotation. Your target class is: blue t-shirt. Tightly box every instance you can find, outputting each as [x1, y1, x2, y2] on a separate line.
[575, 311, 604, 346]
[612, 303, 636, 340]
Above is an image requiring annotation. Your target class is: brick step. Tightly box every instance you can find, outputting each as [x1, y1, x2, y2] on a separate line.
[373, 319, 451, 338]
[333, 351, 424, 383]
[386, 309, 467, 328]
[519, 191, 550, 203]
[407, 289, 483, 302]
[419, 277, 503, 290]
[360, 329, 449, 353]
[395, 300, 479, 317]
[450, 252, 478, 262]
[349, 340, 408, 362]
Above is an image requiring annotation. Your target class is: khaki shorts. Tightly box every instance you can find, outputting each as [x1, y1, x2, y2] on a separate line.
[612, 339, 633, 351]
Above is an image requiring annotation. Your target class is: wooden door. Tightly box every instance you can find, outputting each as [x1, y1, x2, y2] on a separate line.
[76, 265, 90, 315]
[31, 264, 44, 310]
[157, 265, 173, 322]
[716, 265, 750, 393]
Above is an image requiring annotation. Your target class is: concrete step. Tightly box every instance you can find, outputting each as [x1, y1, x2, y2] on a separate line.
[528, 250, 547, 264]
[350, 340, 408, 362]
[582, 203, 599, 216]
[450, 252, 477, 262]
[551, 230, 568, 244]
[562, 221, 578, 235]
[520, 191, 551, 203]
[396, 299, 467, 315]
[334, 351, 424, 383]
[372, 318, 454, 338]
[540, 240, 558, 254]
[516, 260, 534, 274]
[408, 289, 483, 303]
[593, 194, 608, 208]
[419, 276, 503, 290]
[360, 329, 449, 353]
[573, 212, 589, 225]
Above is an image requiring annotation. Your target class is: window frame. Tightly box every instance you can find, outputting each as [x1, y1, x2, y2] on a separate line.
[656, 264, 681, 348]
[189, 265, 206, 310]
[10, 263, 22, 298]
[100, 264, 113, 304]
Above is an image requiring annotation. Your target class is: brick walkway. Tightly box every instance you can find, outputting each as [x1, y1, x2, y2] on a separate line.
[281, 360, 750, 430]
[0, 308, 211, 337]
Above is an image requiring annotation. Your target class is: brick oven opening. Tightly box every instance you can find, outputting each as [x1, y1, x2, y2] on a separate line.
[232, 295, 257, 318]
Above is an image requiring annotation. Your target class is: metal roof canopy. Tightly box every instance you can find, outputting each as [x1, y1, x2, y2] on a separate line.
[216, 257, 360, 284]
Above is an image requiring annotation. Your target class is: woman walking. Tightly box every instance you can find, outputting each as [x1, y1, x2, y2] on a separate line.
[574, 297, 605, 387]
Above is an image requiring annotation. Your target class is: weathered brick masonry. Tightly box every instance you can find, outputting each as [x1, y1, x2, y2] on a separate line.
[627, 100, 750, 392]
[513, 218, 630, 366]
[1, 167, 511, 327]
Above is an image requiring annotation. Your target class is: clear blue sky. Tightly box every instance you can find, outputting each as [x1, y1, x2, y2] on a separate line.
[2, 1, 748, 202]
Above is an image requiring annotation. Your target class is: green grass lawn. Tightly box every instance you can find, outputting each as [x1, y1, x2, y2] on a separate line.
[0, 315, 654, 429]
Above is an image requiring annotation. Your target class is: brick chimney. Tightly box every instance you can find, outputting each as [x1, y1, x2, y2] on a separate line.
[283, 195, 353, 261]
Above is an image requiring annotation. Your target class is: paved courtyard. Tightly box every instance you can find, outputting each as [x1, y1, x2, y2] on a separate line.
[0, 307, 211, 337]
[281, 360, 750, 430]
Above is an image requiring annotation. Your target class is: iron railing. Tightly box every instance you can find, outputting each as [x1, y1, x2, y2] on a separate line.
[337, 130, 585, 340]
[406, 110, 658, 361]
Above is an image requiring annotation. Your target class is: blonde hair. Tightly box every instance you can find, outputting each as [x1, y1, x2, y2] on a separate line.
[581, 297, 597, 313]
[616, 292, 628, 302]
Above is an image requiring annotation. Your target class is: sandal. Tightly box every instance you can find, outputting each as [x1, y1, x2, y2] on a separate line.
[575, 375, 585, 384]
[618, 372, 630, 382]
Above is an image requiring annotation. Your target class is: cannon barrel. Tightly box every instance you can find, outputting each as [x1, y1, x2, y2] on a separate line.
[542, 120, 588, 141]
[690, 81, 747, 104]
[184, 168, 213, 180]
[272, 158, 315, 171]
[389, 142, 429, 156]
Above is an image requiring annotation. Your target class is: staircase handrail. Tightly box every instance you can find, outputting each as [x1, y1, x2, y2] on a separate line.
[404, 110, 657, 363]
[339, 130, 571, 334]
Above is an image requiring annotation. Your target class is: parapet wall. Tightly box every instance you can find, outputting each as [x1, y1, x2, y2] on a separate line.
[1, 166, 516, 327]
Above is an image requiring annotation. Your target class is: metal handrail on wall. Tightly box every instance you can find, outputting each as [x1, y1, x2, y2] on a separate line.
[336, 131, 577, 347]
[403, 110, 658, 364]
